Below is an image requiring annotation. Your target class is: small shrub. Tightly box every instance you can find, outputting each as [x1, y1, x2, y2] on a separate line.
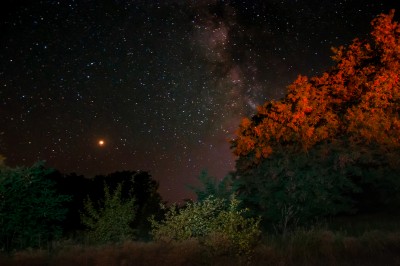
[150, 196, 261, 258]
[150, 197, 226, 242]
[205, 197, 261, 257]
[81, 183, 136, 244]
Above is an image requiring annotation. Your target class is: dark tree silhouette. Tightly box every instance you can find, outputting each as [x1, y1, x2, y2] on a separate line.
[0, 162, 70, 251]
[50, 170, 163, 239]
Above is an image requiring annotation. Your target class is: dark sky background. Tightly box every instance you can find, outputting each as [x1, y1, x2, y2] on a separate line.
[0, 0, 397, 202]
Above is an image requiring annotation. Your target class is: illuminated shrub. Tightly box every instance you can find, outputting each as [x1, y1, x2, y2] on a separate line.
[150, 196, 261, 257]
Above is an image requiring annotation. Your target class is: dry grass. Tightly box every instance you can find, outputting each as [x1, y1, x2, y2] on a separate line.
[2, 230, 400, 266]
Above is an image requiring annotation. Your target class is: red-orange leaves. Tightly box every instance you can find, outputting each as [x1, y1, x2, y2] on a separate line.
[232, 10, 400, 166]
[371, 10, 400, 63]
[240, 117, 252, 128]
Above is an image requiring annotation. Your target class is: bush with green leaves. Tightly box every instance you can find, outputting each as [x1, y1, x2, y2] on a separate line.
[205, 197, 262, 257]
[150, 196, 261, 256]
[81, 183, 136, 244]
[0, 162, 71, 251]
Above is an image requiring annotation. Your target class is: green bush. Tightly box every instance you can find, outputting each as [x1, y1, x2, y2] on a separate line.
[81, 183, 136, 244]
[150, 196, 261, 257]
[0, 162, 70, 251]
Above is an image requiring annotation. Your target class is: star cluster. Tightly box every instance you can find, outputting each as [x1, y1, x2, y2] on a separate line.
[0, 0, 395, 201]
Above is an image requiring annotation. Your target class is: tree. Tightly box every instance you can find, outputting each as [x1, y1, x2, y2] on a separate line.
[80, 183, 136, 244]
[48, 171, 92, 235]
[233, 141, 364, 234]
[231, 10, 400, 229]
[0, 162, 70, 251]
[233, 10, 400, 165]
[88, 171, 163, 237]
[189, 170, 233, 202]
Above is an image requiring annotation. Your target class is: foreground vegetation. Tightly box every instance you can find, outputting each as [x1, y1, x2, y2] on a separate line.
[2, 215, 400, 266]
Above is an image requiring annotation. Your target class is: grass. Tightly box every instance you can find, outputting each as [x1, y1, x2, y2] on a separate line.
[326, 212, 400, 236]
[2, 213, 400, 265]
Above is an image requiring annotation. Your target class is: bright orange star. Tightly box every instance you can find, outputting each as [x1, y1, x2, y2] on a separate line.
[98, 139, 105, 146]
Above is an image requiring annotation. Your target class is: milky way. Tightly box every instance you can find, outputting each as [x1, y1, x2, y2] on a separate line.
[0, 0, 395, 202]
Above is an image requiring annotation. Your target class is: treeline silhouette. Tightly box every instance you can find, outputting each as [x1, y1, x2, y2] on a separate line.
[47, 170, 163, 239]
[0, 162, 164, 251]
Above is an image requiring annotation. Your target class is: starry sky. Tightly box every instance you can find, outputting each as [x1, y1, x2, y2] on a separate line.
[0, 0, 396, 202]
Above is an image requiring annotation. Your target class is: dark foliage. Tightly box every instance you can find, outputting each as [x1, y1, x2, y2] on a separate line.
[49, 170, 163, 240]
[189, 170, 233, 202]
[0, 162, 71, 251]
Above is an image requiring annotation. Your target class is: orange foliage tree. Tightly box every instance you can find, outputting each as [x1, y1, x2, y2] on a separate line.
[230, 11, 400, 229]
[232, 10, 400, 168]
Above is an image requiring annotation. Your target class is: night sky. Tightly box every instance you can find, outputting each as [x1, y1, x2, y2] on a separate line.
[1, 0, 396, 202]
